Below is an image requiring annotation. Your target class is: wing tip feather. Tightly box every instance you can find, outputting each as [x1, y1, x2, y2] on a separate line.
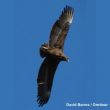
[60, 5, 74, 24]
[62, 5, 74, 16]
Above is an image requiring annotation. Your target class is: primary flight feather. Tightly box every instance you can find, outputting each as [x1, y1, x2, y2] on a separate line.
[37, 5, 74, 107]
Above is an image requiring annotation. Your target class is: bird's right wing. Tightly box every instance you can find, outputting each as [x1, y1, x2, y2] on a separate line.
[49, 5, 74, 50]
[55, 6, 74, 51]
[37, 58, 60, 107]
[49, 20, 62, 48]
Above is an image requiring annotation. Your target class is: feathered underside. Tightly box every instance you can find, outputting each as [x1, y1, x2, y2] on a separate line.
[37, 5, 74, 107]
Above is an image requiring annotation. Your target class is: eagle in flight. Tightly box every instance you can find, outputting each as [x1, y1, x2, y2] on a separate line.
[37, 5, 74, 107]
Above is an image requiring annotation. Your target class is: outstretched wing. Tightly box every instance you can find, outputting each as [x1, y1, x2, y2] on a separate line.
[37, 58, 60, 107]
[49, 5, 74, 50]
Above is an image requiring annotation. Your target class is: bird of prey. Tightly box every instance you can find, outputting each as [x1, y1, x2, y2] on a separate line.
[37, 5, 74, 107]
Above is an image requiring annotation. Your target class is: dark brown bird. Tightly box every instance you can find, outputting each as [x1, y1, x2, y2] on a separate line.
[37, 5, 74, 107]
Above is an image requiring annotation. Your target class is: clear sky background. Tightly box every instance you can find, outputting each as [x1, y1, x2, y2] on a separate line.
[0, 0, 110, 110]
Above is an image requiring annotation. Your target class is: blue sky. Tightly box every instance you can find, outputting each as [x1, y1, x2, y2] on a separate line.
[0, 0, 110, 110]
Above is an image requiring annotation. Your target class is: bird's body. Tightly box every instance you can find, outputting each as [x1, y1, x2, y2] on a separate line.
[40, 43, 68, 61]
[37, 5, 74, 107]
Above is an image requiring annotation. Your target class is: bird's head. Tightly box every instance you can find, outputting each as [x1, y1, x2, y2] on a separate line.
[59, 54, 69, 62]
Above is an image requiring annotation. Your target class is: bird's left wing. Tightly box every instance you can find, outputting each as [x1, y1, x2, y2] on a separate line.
[37, 58, 60, 107]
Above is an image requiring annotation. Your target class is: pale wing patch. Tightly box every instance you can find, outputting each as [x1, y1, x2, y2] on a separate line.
[38, 82, 45, 85]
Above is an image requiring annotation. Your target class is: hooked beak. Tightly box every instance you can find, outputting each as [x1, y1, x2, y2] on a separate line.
[66, 57, 69, 62]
